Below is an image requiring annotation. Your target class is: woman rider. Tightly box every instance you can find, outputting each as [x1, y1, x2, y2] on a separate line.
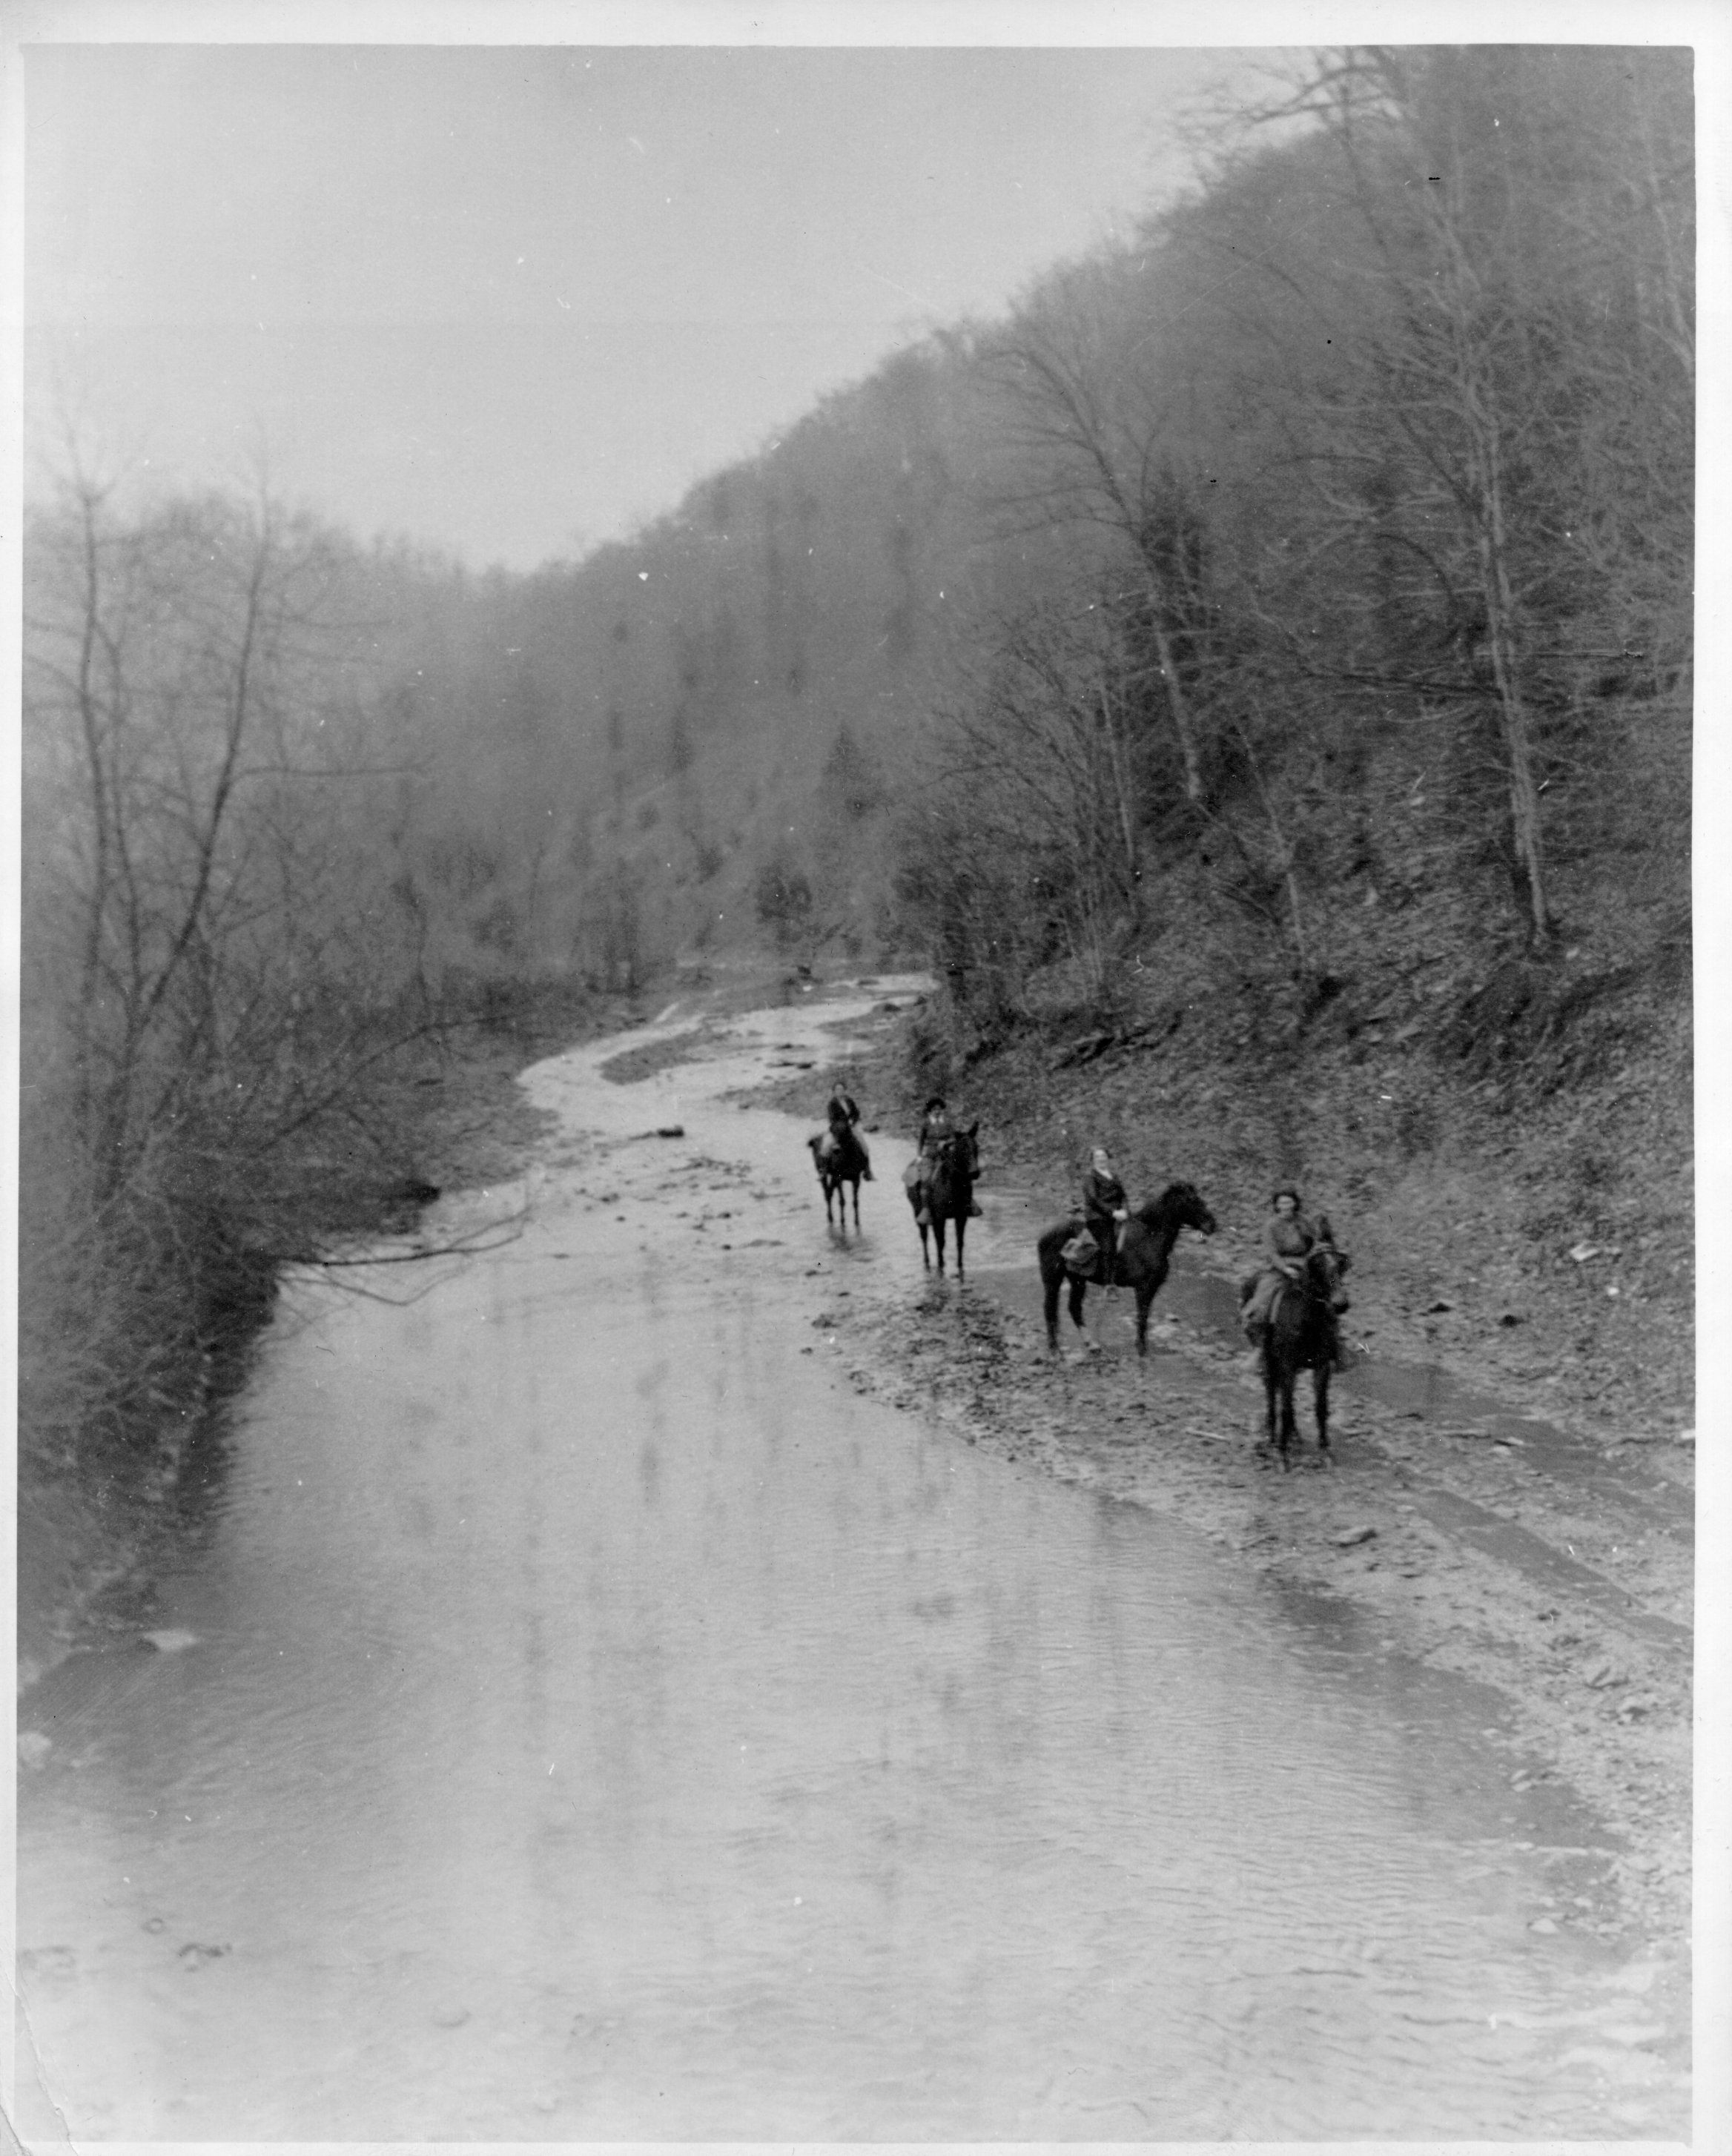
[1240, 1186, 1318, 1340]
[819, 1074, 872, 1178]
[1079, 1146, 1130, 1278]
[906, 1095, 954, 1225]
[907, 1095, 983, 1224]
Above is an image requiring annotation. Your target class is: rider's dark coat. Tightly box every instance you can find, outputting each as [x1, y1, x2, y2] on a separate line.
[819, 1091, 866, 1167]
[1081, 1165, 1128, 1246]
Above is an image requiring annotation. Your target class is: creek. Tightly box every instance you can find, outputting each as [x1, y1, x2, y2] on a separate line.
[14, 985, 1665, 2139]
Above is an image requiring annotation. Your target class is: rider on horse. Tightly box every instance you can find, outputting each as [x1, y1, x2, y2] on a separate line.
[908, 1096, 953, 1226]
[1080, 1147, 1130, 1272]
[816, 1074, 872, 1178]
[1240, 1186, 1345, 1352]
[906, 1094, 981, 1225]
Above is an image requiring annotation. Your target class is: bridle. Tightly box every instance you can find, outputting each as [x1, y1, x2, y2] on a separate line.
[1304, 1242, 1352, 1312]
[936, 1130, 976, 1175]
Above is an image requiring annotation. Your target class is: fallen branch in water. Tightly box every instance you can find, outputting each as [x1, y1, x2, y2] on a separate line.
[264, 1214, 529, 1267]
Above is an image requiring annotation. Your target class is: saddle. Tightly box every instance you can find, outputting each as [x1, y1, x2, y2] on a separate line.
[818, 1128, 862, 1175]
[1060, 1227, 1102, 1278]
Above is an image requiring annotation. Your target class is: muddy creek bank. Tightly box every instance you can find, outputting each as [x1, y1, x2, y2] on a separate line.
[14, 980, 1690, 2138]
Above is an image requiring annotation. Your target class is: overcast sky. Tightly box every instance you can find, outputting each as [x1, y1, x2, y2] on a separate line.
[24, 41, 1280, 571]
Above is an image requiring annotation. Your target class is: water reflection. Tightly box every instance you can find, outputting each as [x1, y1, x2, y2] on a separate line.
[16, 1016, 1678, 2140]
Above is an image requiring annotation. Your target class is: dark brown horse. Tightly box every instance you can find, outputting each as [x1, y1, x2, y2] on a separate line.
[1259, 1222, 1352, 1469]
[907, 1124, 980, 1278]
[1038, 1182, 1217, 1355]
[807, 1124, 867, 1234]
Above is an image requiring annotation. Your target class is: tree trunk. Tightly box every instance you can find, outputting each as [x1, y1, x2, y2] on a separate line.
[1098, 681, 1143, 893]
[1438, 214, 1554, 947]
[1143, 600, 1204, 804]
[1234, 720, 1310, 980]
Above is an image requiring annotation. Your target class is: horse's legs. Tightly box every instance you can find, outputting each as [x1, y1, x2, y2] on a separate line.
[1042, 1267, 1062, 1352]
[851, 1178, 861, 1231]
[1314, 1364, 1331, 1459]
[1262, 1347, 1295, 1470]
[1068, 1277, 1088, 1334]
[953, 1216, 965, 1282]
[1135, 1284, 1154, 1355]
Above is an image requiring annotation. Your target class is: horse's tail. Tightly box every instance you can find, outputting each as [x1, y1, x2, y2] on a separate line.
[1036, 1222, 1074, 1346]
[1035, 1221, 1073, 1281]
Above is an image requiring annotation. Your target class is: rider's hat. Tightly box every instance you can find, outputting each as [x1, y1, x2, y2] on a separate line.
[1272, 1183, 1301, 1206]
[925, 1094, 947, 1111]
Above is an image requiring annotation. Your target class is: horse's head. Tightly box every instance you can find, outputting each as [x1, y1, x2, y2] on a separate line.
[1140, 1181, 1215, 1236]
[942, 1122, 981, 1177]
[1307, 1223, 1352, 1310]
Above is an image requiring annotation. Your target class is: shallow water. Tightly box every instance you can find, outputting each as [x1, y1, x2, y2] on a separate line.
[14, 988, 1680, 2139]
[971, 1181, 1690, 1650]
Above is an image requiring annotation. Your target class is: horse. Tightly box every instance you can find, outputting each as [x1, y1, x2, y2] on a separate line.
[906, 1124, 981, 1279]
[1257, 1222, 1352, 1469]
[1037, 1182, 1217, 1355]
[807, 1122, 867, 1234]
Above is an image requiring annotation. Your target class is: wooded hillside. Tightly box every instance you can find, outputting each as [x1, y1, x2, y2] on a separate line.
[343, 47, 1689, 1008]
[22, 46, 1694, 1603]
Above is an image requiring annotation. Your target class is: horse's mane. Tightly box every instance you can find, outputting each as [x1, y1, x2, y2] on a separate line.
[1131, 1181, 1197, 1226]
[1292, 1228, 1349, 1303]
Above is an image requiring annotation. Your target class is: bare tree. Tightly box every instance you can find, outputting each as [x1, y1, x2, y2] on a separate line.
[896, 595, 1158, 1022]
[24, 465, 434, 1235]
[981, 259, 1212, 804]
[1216, 46, 1692, 948]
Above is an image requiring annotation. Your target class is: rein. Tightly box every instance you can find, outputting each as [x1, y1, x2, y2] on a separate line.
[1274, 1249, 1337, 1315]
